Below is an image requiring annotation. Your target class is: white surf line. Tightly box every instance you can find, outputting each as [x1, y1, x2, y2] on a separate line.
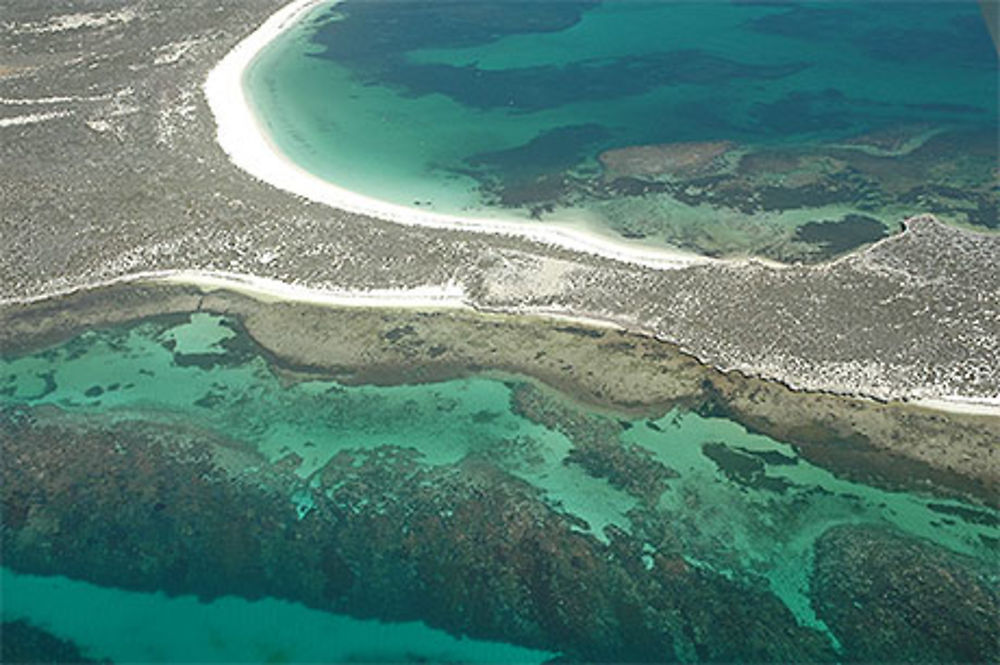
[204, 0, 730, 272]
[0, 110, 72, 128]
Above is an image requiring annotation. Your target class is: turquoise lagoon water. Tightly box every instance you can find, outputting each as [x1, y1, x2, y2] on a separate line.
[1, 568, 553, 664]
[2, 312, 997, 660]
[246, 1, 998, 259]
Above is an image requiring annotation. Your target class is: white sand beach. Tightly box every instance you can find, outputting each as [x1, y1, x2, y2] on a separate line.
[911, 396, 1000, 418]
[203, 0, 716, 272]
[0, 268, 469, 311]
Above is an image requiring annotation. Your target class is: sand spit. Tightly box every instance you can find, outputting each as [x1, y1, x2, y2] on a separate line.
[204, 0, 713, 272]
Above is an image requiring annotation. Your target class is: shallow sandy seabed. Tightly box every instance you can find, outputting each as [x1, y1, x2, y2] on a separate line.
[207, 0, 710, 271]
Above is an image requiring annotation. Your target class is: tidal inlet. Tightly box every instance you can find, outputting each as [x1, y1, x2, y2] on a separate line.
[0, 1, 998, 664]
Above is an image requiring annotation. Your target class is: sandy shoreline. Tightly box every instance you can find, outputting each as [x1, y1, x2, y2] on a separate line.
[0, 269, 470, 312]
[910, 397, 1000, 418]
[2, 268, 997, 420]
[203, 0, 721, 271]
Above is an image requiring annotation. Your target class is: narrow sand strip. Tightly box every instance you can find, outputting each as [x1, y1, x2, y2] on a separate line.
[0, 110, 72, 128]
[156, 270, 468, 310]
[911, 397, 1000, 418]
[203, 0, 717, 271]
[2, 269, 997, 419]
[0, 269, 469, 312]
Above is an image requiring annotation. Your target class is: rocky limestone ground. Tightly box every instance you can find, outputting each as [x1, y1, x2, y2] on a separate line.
[1, 0, 998, 405]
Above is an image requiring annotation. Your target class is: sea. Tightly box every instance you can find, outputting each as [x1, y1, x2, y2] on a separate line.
[3, 1, 999, 662]
[2, 312, 997, 662]
[246, 0, 998, 261]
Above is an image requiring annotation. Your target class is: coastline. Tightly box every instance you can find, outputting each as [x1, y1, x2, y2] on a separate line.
[4, 0, 996, 429]
[2, 269, 997, 421]
[204, 0, 721, 272]
[0, 269, 471, 311]
[1, 278, 996, 508]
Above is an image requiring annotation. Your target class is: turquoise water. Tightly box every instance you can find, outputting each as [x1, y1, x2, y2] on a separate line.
[2, 312, 997, 661]
[246, 0, 998, 260]
[1, 568, 553, 664]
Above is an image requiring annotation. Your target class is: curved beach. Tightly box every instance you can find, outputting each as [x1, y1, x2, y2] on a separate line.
[2, 0, 997, 416]
[2, 3, 999, 659]
[204, 0, 719, 272]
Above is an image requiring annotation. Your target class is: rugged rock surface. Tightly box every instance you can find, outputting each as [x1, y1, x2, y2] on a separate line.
[812, 524, 1000, 664]
[1, 406, 838, 663]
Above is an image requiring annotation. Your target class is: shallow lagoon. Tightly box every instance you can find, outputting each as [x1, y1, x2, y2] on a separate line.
[2, 313, 997, 661]
[247, 0, 998, 260]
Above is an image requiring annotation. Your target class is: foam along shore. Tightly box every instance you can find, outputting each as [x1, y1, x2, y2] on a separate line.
[204, 0, 717, 272]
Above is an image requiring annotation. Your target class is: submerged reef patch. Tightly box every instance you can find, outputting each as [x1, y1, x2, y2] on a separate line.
[812, 525, 1000, 664]
[2, 309, 998, 662]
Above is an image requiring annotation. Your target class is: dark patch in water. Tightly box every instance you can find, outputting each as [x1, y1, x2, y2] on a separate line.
[311, 2, 806, 113]
[900, 184, 999, 230]
[903, 101, 987, 115]
[85, 386, 104, 398]
[33, 371, 57, 400]
[173, 353, 226, 371]
[794, 215, 888, 257]
[467, 125, 610, 180]
[194, 392, 227, 409]
[751, 89, 865, 135]
[927, 502, 999, 528]
[813, 525, 999, 664]
[312, 0, 598, 61]
[1, 619, 107, 665]
[857, 16, 996, 70]
[374, 52, 807, 113]
[2, 413, 838, 663]
[471, 410, 501, 424]
[750, 3, 996, 73]
[735, 446, 798, 466]
[747, 6, 859, 40]
[702, 442, 791, 493]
